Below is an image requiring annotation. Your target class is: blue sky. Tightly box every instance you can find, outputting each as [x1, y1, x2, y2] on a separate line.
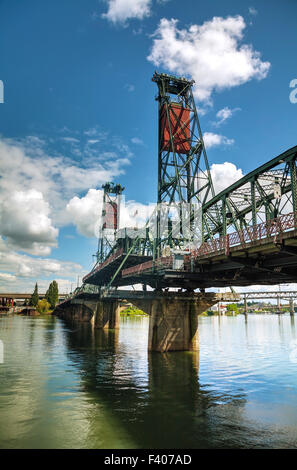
[0, 0, 297, 293]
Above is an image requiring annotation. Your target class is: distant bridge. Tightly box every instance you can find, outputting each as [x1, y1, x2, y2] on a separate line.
[0, 293, 68, 304]
[239, 291, 297, 300]
[238, 290, 297, 314]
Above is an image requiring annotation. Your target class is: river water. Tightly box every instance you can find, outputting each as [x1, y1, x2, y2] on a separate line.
[0, 313, 297, 449]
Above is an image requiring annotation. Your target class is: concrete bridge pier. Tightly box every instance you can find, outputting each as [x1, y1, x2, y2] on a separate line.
[289, 299, 295, 316]
[55, 291, 239, 353]
[54, 300, 96, 323]
[55, 298, 120, 329]
[132, 293, 229, 353]
[148, 299, 199, 352]
[93, 300, 120, 329]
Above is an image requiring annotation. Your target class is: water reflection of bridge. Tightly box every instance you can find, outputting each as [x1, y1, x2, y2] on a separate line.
[59, 314, 297, 448]
[61, 318, 250, 448]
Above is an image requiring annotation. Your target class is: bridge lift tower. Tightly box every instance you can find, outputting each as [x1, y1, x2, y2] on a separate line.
[95, 182, 125, 265]
[152, 72, 216, 257]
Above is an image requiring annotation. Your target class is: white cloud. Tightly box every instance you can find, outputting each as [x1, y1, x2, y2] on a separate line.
[0, 130, 133, 290]
[217, 107, 233, 122]
[248, 7, 258, 16]
[61, 137, 80, 143]
[0, 133, 131, 254]
[203, 132, 234, 149]
[102, 0, 152, 25]
[0, 237, 84, 292]
[0, 245, 81, 279]
[120, 198, 154, 228]
[148, 16, 270, 104]
[214, 106, 240, 126]
[87, 139, 100, 144]
[0, 189, 58, 256]
[66, 189, 102, 238]
[210, 162, 244, 194]
[0, 272, 17, 282]
[131, 137, 144, 145]
[66, 189, 154, 238]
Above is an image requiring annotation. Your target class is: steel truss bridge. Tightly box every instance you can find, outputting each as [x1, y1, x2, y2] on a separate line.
[0, 293, 67, 302]
[74, 73, 297, 295]
[237, 290, 297, 314]
[239, 291, 297, 301]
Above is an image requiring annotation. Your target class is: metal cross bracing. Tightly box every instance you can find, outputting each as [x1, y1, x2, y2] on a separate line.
[201, 145, 297, 242]
[152, 72, 214, 205]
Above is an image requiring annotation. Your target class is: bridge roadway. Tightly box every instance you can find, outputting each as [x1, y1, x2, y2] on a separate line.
[54, 289, 239, 352]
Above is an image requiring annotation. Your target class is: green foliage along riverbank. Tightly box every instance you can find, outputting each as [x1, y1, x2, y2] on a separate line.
[30, 280, 59, 314]
[37, 299, 51, 314]
[120, 306, 148, 316]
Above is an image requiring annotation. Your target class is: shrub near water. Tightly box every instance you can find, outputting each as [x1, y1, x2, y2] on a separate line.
[121, 306, 148, 316]
[37, 299, 51, 314]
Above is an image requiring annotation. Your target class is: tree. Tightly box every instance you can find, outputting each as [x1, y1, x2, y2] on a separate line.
[226, 303, 239, 315]
[37, 299, 51, 314]
[31, 283, 39, 307]
[46, 280, 59, 310]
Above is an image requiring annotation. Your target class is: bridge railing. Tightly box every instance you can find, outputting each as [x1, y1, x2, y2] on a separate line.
[118, 212, 297, 279]
[191, 211, 297, 259]
[83, 248, 124, 282]
[122, 256, 174, 277]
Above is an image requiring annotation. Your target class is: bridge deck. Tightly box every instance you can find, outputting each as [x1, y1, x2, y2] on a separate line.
[81, 212, 297, 290]
[119, 212, 297, 289]
[82, 250, 152, 286]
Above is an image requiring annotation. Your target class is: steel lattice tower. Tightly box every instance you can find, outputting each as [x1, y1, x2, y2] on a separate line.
[96, 182, 125, 264]
[152, 72, 215, 255]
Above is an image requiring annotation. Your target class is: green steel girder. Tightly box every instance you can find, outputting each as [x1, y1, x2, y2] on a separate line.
[203, 146, 297, 210]
[202, 146, 297, 241]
